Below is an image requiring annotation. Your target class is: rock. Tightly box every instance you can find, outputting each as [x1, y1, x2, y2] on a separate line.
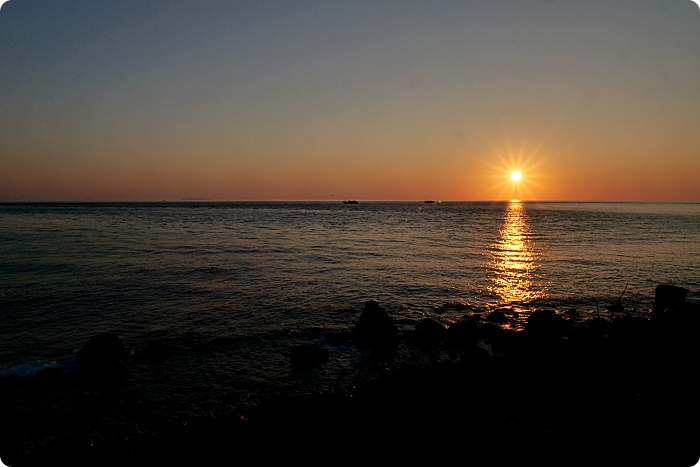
[486, 311, 509, 323]
[462, 312, 483, 321]
[459, 343, 490, 364]
[407, 318, 447, 346]
[290, 344, 329, 367]
[490, 329, 518, 355]
[655, 285, 689, 310]
[353, 300, 396, 349]
[447, 319, 478, 347]
[417, 318, 446, 339]
[586, 317, 611, 333]
[478, 322, 503, 339]
[610, 315, 649, 340]
[606, 303, 624, 317]
[524, 310, 567, 337]
[76, 333, 129, 369]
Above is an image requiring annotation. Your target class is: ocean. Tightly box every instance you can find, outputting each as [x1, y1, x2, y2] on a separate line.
[1, 201, 699, 448]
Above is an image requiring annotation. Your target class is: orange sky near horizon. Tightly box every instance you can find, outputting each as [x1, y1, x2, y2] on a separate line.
[1, 1, 699, 201]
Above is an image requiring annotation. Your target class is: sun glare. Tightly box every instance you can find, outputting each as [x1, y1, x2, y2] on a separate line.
[479, 137, 550, 200]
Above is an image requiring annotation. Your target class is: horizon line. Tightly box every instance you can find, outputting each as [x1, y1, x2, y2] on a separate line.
[1, 199, 699, 204]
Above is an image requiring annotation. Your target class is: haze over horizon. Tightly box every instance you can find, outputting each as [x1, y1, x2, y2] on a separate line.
[1, 0, 699, 201]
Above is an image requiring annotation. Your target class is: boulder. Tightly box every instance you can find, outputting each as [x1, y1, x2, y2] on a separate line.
[490, 328, 518, 355]
[459, 343, 490, 364]
[353, 300, 396, 349]
[586, 317, 611, 334]
[408, 318, 447, 346]
[290, 344, 329, 367]
[477, 322, 503, 339]
[524, 310, 567, 337]
[610, 315, 649, 337]
[75, 332, 130, 369]
[655, 285, 689, 310]
[447, 319, 478, 347]
[486, 310, 509, 323]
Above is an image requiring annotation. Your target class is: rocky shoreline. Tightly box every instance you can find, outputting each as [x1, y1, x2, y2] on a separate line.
[1, 285, 698, 466]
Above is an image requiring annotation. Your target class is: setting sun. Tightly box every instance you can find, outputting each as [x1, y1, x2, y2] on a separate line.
[510, 171, 522, 182]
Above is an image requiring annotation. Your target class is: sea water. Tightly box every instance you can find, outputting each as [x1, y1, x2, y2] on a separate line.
[1, 201, 699, 441]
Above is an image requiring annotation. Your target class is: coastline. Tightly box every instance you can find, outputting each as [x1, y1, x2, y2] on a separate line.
[1, 289, 698, 466]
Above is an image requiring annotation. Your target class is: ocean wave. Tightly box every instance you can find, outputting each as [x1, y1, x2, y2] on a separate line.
[0, 361, 62, 378]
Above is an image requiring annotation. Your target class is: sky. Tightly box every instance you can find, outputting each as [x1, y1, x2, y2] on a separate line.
[0, 0, 699, 201]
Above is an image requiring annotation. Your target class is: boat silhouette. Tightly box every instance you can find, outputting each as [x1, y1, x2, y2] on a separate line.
[343, 200, 359, 204]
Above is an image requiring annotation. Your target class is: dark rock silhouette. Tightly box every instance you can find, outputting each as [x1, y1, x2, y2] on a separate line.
[352, 300, 396, 349]
[446, 319, 478, 347]
[290, 344, 329, 367]
[409, 318, 446, 346]
[464, 312, 483, 321]
[655, 284, 689, 310]
[477, 322, 502, 339]
[486, 310, 508, 322]
[459, 343, 490, 363]
[523, 309, 567, 337]
[76, 332, 129, 370]
[489, 328, 518, 355]
[3, 288, 699, 466]
[586, 316, 611, 333]
[610, 315, 649, 339]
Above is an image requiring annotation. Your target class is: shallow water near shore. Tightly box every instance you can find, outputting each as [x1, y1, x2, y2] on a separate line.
[1, 201, 699, 447]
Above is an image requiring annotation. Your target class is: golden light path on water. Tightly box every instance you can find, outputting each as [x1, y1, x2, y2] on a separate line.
[489, 200, 546, 304]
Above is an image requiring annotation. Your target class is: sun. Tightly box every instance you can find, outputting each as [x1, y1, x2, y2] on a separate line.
[478, 135, 550, 200]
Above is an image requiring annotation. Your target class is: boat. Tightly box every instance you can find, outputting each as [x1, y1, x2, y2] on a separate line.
[343, 200, 359, 204]
[424, 200, 434, 203]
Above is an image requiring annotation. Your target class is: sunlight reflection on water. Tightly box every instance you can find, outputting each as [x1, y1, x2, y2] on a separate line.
[489, 200, 547, 304]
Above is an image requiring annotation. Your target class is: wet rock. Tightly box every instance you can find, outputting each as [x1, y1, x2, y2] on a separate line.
[610, 315, 649, 338]
[459, 343, 490, 364]
[413, 318, 447, 346]
[524, 310, 567, 337]
[353, 300, 396, 349]
[478, 322, 503, 339]
[490, 329, 518, 355]
[447, 319, 478, 347]
[606, 303, 625, 318]
[76, 333, 129, 370]
[462, 312, 483, 321]
[404, 318, 446, 346]
[587, 317, 611, 331]
[290, 344, 329, 367]
[486, 311, 509, 323]
[654, 285, 689, 310]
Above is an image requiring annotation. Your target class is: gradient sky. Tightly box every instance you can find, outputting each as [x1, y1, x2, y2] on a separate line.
[1, 0, 699, 201]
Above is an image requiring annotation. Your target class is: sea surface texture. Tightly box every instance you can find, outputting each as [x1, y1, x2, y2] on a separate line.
[1, 201, 699, 439]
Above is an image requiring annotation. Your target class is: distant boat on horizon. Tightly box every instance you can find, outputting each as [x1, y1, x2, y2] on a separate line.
[343, 200, 359, 204]
[424, 200, 434, 203]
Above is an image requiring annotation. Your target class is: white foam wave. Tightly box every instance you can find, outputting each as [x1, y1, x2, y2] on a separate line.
[0, 361, 62, 378]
